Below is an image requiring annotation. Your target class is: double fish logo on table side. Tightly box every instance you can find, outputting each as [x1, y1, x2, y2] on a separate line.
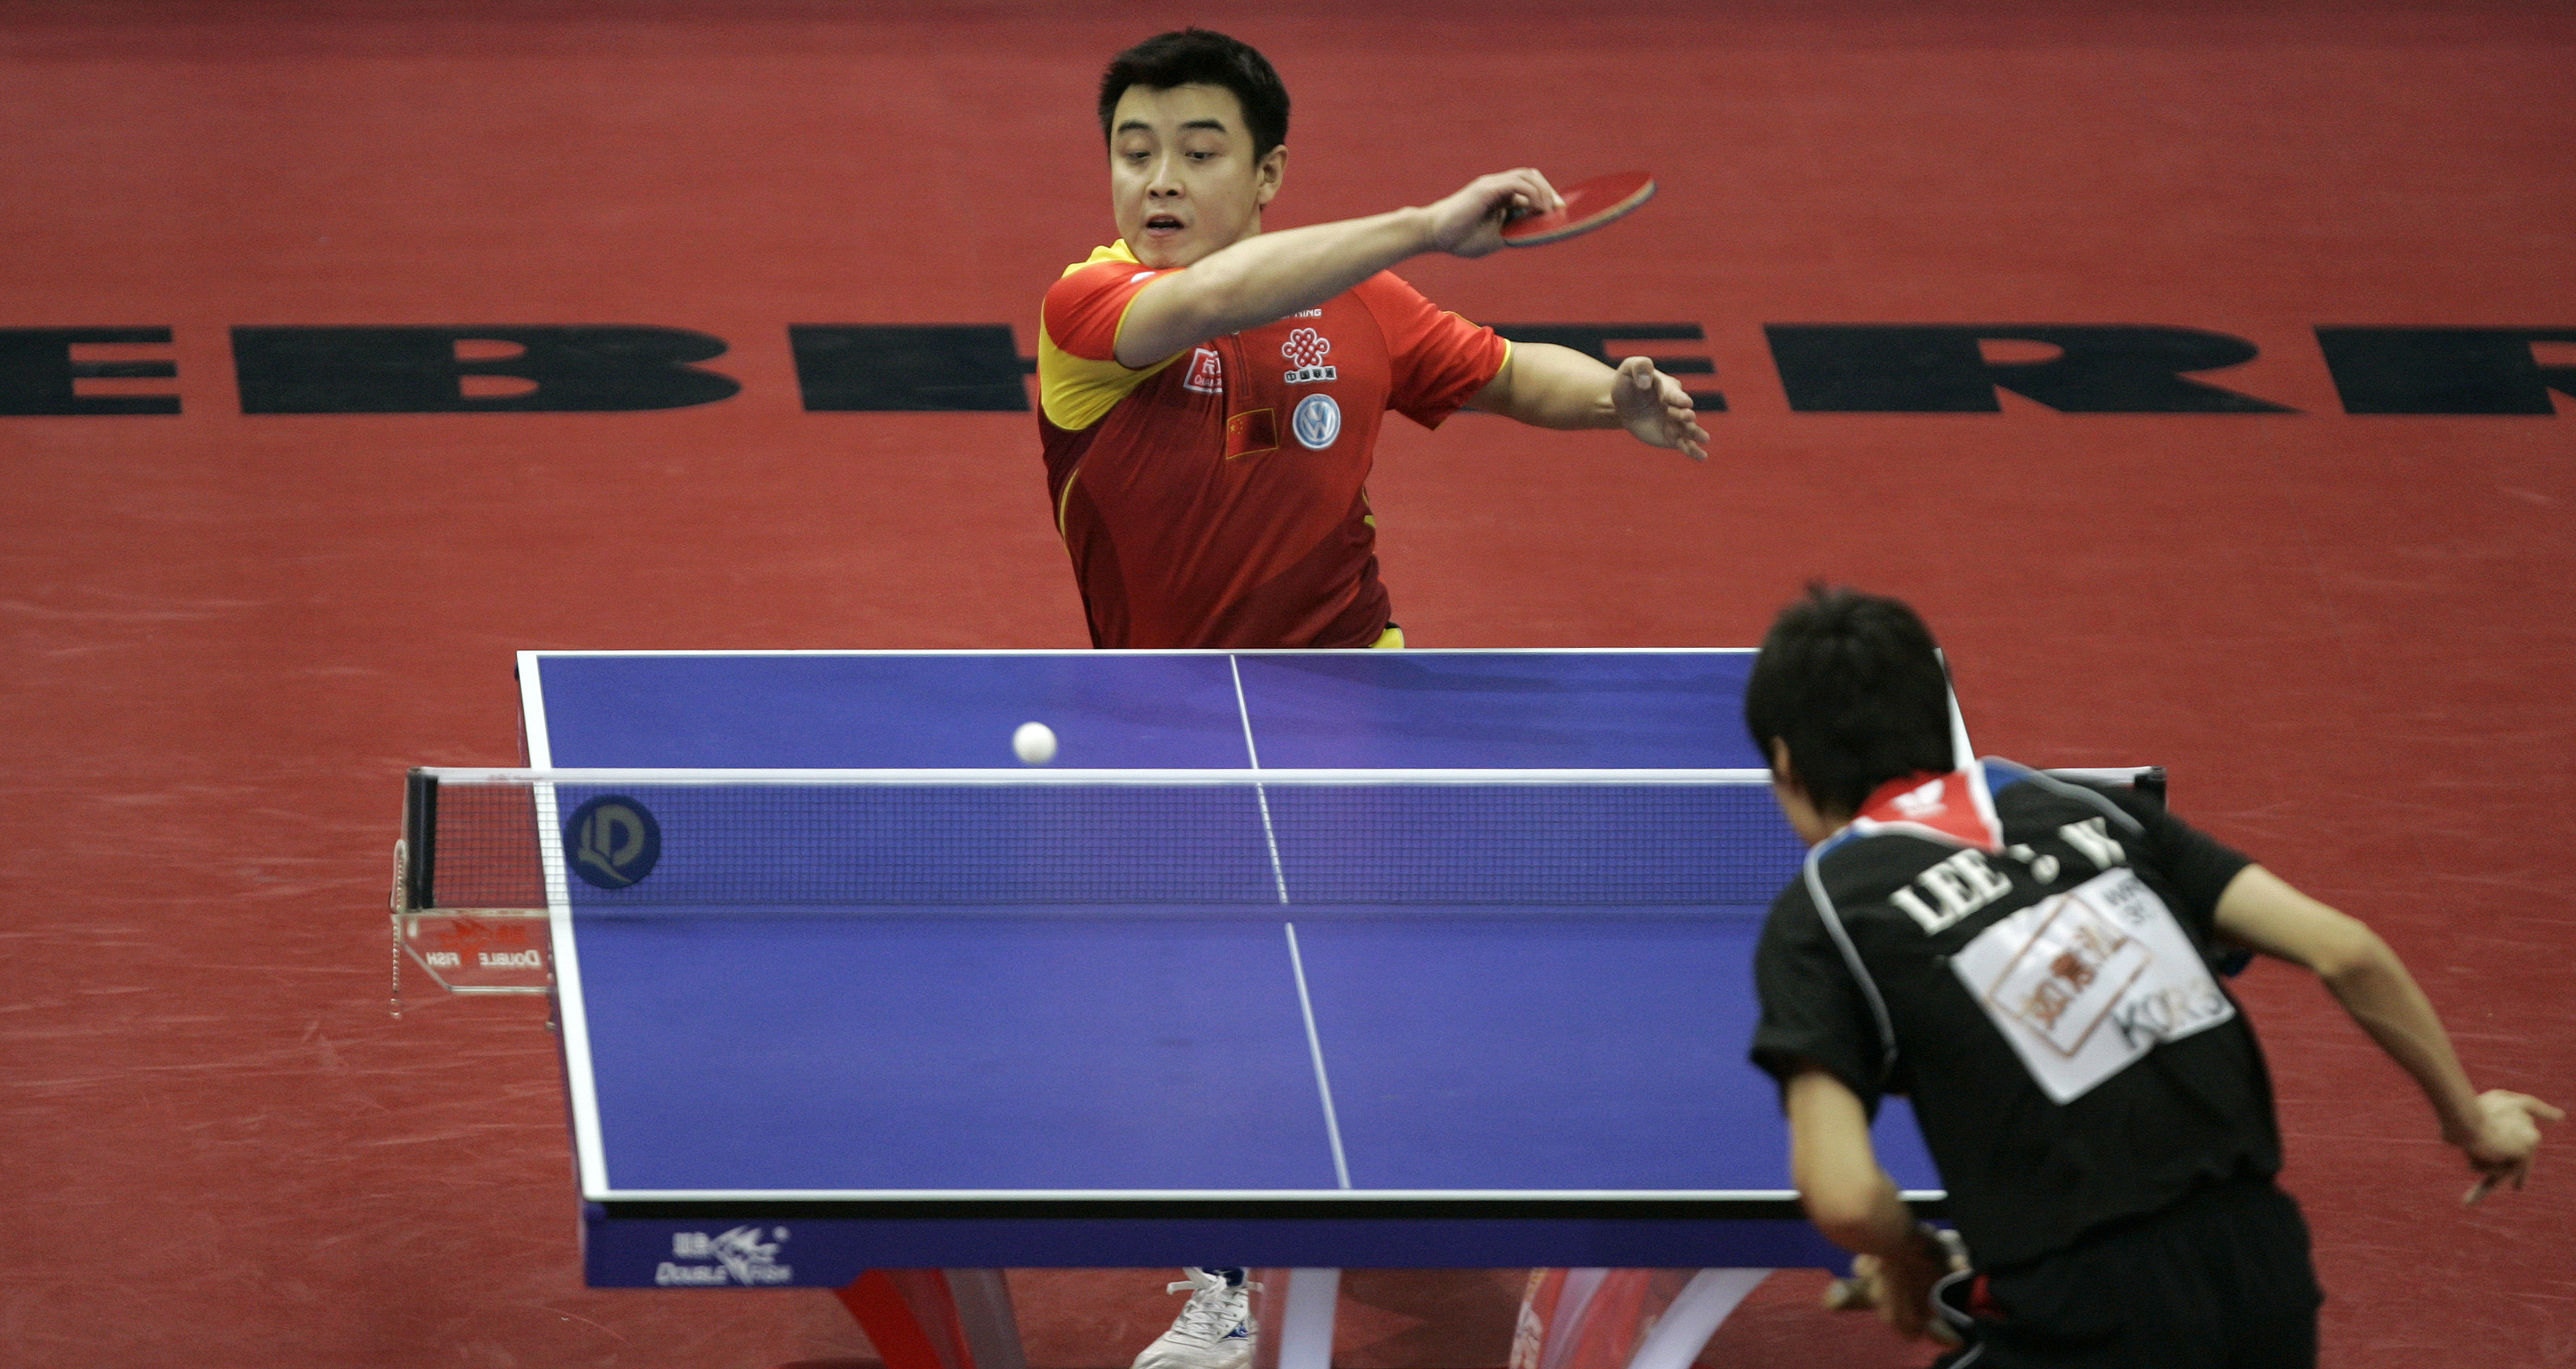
[657, 1225, 793, 1285]
[568, 793, 661, 889]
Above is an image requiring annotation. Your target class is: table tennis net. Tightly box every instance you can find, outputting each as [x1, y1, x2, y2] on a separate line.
[402, 768, 1807, 910]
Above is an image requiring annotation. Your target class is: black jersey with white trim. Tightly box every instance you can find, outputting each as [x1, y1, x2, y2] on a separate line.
[1749, 760, 2277, 1269]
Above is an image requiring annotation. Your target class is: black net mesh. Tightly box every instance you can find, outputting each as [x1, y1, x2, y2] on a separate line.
[414, 776, 1805, 910]
[426, 780, 546, 909]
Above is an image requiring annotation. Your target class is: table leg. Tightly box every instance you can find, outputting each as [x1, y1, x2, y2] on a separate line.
[828, 1269, 1027, 1369]
[1623, 1271, 1767, 1369]
[829, 1270, 962, 1369]
[1247, 1267, 1338, 1369]
[942, 1268, 1029, 1369]
[1516, 1269, 1771, 1369]
[1515, 1268, 1609, 1369]
[829, 1264, 1759, 1369]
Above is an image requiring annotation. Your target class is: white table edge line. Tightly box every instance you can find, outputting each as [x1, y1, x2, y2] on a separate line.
[518, 647, 1762, 658]
[414, 767, 1781, 784]
[577, 1189, 1946, 1202]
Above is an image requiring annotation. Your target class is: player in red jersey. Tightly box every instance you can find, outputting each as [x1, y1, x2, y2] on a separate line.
[1040, 28, 1711, 651]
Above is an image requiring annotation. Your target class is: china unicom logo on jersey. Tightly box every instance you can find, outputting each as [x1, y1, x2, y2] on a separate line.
[1293, 393, 1342, 450]
[1281, 327, 1336, 384]
[657, 1225, 793, 1285]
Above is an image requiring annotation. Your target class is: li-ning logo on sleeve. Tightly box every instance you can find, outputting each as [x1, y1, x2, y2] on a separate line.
[657, 1226, 792, 1285]
[1292, 393, 1342, 450]
[1183, 346, 1224, 394]
[568, 793, 660, 889]
[1281, 328, 1337, 384]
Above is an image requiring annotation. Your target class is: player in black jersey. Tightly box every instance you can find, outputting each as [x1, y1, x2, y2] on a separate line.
[1743, 586, 2558, 1367]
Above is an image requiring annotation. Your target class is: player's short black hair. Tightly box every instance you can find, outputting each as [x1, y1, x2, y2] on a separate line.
[1098, 28, 1290, 163]
[1743, 585, 1956, 817]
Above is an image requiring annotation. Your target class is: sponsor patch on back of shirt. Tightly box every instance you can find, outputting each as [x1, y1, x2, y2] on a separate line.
[1951, 867, 2234, 1103]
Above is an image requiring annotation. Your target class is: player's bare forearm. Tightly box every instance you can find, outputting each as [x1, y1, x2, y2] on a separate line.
[2215, 864, 2561, 1196]
[1113, 209, 1432, 366]
[1473, 343, 1620, 428]
[1786, 1067, 1949, 1340]
[2215, 867, 2478, 1132]
[1785, 1068, 1919, 1254]
[1114, 168, 1564, 367]
[1471, 347, 1711, 459]
[2320, 932, 2483, 1140]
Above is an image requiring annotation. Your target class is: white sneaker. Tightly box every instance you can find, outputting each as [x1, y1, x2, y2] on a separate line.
[1131, 1267, 1258, 1369]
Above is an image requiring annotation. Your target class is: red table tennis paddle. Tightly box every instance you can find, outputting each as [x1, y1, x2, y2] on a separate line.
[1500, 170, 1657, 247]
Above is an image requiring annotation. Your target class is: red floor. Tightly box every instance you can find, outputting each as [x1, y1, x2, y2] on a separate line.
[3, 2, 2570, 1365]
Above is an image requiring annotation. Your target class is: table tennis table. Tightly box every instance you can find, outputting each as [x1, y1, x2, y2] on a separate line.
[400, 650, 2022, 1369]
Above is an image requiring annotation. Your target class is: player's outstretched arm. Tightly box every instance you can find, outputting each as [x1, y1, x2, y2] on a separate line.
[1784, 1067, 1951, 1340]
[2213, 866, 2563, 1202]
[1470, 347, 1709, 459]
[1112, 170, 1563, 368]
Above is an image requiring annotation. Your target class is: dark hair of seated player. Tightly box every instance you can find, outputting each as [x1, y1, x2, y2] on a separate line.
[1098, 28, 1291, 162]
[1743, 585, 1957, 816]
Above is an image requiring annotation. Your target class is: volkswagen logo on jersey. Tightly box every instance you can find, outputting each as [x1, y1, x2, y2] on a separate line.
[568, 793, 661, 889]
[1292, 393, 1342, 450]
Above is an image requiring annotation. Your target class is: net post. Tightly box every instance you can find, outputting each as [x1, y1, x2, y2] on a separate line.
[392, 769, 438, 1018]
[403, 767, 437, 911]
[2135, 766, 2168, 808]
[389, 838, 403, 1019]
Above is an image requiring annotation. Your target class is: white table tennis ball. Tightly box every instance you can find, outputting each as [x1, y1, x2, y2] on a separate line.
[1012, 721, 1058, 766]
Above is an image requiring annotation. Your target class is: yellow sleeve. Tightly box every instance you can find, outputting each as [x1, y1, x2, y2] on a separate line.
[1038, 241, 1188, 430]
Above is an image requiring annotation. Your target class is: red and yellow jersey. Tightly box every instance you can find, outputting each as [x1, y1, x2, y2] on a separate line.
[1038, 241, 1509, 649]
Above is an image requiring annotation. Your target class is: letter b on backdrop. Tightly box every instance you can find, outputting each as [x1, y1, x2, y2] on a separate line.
[230, 326, 740, 412]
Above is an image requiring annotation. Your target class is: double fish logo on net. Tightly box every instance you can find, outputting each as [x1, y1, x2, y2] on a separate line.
[568, 793, 661, 889]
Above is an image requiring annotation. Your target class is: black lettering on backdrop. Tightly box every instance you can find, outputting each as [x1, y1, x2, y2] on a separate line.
[24, 319, 2568, 419]
[790, 325, 1029, 411]
[1492, 324, 1725, 411]
[1764, 324, 2295, 413]
[229, 326, 740, 413]
[2314, 328, 2576, 414]
[0, 328, 179, 415]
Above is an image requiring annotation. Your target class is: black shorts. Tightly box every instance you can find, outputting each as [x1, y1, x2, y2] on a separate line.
[1939, 1178, 2323, 1368]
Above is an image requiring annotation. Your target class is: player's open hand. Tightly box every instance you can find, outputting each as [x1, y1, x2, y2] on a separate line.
[1423, 169, 1560, 259]
[1611, 355, 1709, 459]
[2458, 1089, 2563, 1206]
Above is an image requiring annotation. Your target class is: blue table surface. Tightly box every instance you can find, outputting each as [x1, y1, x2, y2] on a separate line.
[522, 651, 1940, 1201]
[525, 650, 1770, 771]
